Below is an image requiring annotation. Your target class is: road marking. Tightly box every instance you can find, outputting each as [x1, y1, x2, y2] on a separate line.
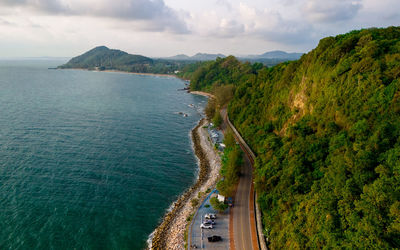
[224, 108, 257, 250]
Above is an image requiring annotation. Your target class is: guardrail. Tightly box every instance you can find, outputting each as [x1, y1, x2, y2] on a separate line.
[225, 112, 268, 250]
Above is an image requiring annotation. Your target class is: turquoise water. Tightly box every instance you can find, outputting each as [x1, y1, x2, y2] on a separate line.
[0, 60, 205, 249]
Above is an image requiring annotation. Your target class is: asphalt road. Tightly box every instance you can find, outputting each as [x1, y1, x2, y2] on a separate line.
[221, 109, 255, 250]
[233, 153, 254, 250]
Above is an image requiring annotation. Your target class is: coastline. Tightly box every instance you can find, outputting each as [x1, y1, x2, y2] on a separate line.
[58, 68, 178, 78]
[189, 91, 215, 98]
[150, 117, 222, 249]
[101, 69, 177, 78]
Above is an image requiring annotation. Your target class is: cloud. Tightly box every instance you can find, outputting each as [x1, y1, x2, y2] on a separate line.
[189, 3, 313, 45]
[0, 17, 15, 26]
[0, 16, 42, 29]
[192, 13, 244, 38]
[1, 0, 399, 58]
[0, 0, 69, 13]
[0, 0, 189, 33]
[303, 0, 362, 22]
[215, 0, 232, 11]
[0, 17, 10, 24]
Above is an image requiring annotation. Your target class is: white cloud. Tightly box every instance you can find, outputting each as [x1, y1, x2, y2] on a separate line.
[186, 2, 313, 45]
[0, 0, 399, 57]
[303, 0, 362, 22]
[0, 0, 189, 33]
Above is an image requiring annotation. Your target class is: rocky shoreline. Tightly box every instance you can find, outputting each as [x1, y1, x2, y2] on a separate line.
[150, 118, 221, 249]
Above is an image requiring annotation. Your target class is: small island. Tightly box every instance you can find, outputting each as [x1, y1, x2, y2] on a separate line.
[58, 46, 192, 74]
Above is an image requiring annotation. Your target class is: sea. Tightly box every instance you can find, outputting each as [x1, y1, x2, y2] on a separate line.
[0, 59, 206, 249]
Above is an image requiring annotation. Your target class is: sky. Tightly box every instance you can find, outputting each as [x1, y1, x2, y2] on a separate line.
[0, 0, 399, 58]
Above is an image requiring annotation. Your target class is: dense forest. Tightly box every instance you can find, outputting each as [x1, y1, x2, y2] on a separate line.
[187, 27, 400, 248]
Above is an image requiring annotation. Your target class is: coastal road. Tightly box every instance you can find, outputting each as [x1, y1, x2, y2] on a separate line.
[233, 151, 255, 250]
[220, 109, 258, 250]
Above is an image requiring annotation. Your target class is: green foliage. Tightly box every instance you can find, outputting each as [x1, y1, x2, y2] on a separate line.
[59, 46, 195, 74]
[223, 129, 236, 149]
[214, 84, 235, 107]
[191, 198, 199, 208]
[188, 56, 258, 91]
[217, 131, 243, 197]
[191, 27, 400, 248]
[197, 192, 204, 199]
[212, 111, 223, 128]
[186, 213, 194, 222]
[210, 197, 228, 212]
[205, 98, 216, 120]
[176, 61, 208, 79]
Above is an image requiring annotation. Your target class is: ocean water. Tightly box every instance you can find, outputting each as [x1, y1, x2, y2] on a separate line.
[0, 60, 206, 249]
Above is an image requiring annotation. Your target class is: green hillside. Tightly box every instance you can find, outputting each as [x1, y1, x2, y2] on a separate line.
[59, 46, 191, 74]
[190, 27, 400, 248]
[59, 46, 153, 71]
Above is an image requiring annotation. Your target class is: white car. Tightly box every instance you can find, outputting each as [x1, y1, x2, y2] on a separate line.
[204, 213, 216, 219]
[200, 223, 213, 229]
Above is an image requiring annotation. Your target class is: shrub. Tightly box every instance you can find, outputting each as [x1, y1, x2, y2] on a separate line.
[210, 197, 228, 212]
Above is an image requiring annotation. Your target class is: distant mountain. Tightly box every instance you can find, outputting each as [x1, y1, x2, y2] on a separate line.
[256, 50, 303, 59]
[191, 53, 226, 61]
[162, 53, 226, 61]
[59, 46, 303, 73]
[59, 46, 153, 70]
[164, 51, 301, 63]
[238, 50, 303, 66]
[240, 50, 303, 60]
[58, 46, 198, 74]
[164, 54, 192, 60]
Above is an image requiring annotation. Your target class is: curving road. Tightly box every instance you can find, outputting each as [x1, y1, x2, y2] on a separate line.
[233, 152, 254, 250]
[220, 109, 258, 250]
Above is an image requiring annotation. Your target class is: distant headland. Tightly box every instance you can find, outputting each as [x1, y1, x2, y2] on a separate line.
[58, 46, 303, 75]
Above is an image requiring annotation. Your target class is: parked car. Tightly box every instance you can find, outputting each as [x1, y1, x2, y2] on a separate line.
[205, 219, 216, 225]
[204, 213, 216, 219]
[207, 235, 222, 242]
[200, 223, 213, 229]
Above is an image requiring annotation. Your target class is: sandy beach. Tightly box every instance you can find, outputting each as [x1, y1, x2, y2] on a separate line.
[189, 91, 215, 98]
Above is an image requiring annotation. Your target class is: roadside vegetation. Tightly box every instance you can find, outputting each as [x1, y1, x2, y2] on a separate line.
[204, 85, 236, 129]
[210, 197, 228, 212]
[182, 27, 400, 248]
[217, 131, 243, 197]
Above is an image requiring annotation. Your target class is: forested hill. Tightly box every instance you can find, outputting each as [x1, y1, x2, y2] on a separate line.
[59, 46, 190, 74]
[189, 26, 400, 248]
[59, 46, 153, 70]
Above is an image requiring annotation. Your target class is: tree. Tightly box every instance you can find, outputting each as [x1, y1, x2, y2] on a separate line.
[210, 197, 228, 212]
[205, 98, 216, 120]
[212, 111, 223, 127]
[214, 84, 235, 107]
[223, 130, 236, 148]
